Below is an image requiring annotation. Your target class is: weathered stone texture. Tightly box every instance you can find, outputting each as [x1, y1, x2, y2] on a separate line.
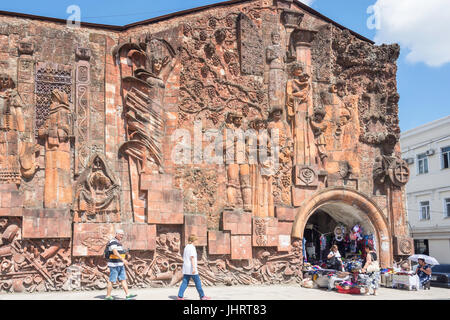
[0, 0, 410, 293]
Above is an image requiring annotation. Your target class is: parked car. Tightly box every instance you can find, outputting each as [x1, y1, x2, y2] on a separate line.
[430, 264, 450, 288]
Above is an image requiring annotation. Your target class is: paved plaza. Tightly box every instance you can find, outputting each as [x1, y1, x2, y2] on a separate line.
[0, 284, 448, 300]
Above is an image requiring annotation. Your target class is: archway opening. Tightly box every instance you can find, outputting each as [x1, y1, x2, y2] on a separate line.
[303, 201, 377, 268]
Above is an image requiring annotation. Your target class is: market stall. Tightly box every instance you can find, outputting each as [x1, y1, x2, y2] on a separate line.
[301, 263, 371, 294]
[303, 218, 377, 270]
[392, 272, 420, 290]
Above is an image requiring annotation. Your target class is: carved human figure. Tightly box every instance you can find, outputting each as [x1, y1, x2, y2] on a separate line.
[267, 107, 293, 204]
[267, 107, 293, 166]
[224, 112, 251, 211]
[250, 118, 274, 217]
[266, 31, 285, 108]
[373, 135, 409, 194]
[116, 36, 176, 173]
[308, 109, 328, 166]
[286, 63, 310, 114]
[0, 75, 37, 184]
[38, 89, 73, 208]
[286, 62, 311, 164]
[74, 154, 120, 220]
[326, 81, 353, 137]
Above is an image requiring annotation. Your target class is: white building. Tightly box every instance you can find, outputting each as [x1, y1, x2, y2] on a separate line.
[400, 115, 450, 264]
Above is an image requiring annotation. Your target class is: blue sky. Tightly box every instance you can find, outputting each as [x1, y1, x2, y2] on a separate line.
[1, 0, 449, 132]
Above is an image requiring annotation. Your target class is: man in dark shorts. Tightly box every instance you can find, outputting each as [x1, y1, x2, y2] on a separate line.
[105, 229, 137, 300]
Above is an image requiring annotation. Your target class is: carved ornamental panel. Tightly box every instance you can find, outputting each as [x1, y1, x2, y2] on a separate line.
[35, 62, 72, 131]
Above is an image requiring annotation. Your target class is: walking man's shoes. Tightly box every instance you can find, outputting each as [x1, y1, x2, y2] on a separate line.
[201, 296, 211, 300]
[126, 294, 138, 300]
[104, 296, 114, 300]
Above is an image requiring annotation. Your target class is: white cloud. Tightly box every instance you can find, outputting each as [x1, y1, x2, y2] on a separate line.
[298, 0, 315, 6]
[371, 0, 450, 67]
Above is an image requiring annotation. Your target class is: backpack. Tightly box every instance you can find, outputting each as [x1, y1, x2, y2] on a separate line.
[103, 242, 111, 259]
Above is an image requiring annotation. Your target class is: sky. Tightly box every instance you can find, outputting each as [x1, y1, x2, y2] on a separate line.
[1, 0, 449, 132]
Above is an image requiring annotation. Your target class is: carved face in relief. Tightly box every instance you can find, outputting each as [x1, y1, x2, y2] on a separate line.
[339, 108, 351, 126]
[338, 161, 351, 179]
[255, 119, 265, 131]
[292, 65, 309, 83]
[292, 66, 303, 77]
[152, 57, 163, 75]
[92, 157, 104, 172]
[313, 111, 325, 123]
[271, 32, 281, 45]
[233, 114, 243, 128]
[272, 110, 282, 122]
[0, 75, 14, 92]
[151, 56, 170, 76]
[382, 134, 397, 155]
[336, 81, 346, 98]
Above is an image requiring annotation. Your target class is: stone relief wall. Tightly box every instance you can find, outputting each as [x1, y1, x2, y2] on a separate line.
[0, 0, 412, 293]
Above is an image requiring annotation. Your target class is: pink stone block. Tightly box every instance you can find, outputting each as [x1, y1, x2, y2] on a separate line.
[223, 211, 252, 235]
[23, 216, 71, 239]
[73, 223, 157, 256]
[183, 215, 207, 246]
[231, 235, 252, 260]
[278, 222, 293, 252]
[208, 231, 231, 255]
[252, 217, 278, 247]
[275, 206, 296, 222]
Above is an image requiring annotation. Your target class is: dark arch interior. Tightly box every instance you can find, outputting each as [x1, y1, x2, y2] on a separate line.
[303, 205, 377, 268]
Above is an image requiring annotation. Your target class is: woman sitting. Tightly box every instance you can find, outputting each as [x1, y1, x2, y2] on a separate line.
[327, 245, 345, 272]
[415, 258, 432, 290]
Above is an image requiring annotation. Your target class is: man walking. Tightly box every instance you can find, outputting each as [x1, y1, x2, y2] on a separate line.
[177, 235, 211, 300]
[105, 229, 137, 300]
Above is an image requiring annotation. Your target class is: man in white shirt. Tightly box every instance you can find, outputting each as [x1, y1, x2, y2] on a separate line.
[177, 234, 211, 300]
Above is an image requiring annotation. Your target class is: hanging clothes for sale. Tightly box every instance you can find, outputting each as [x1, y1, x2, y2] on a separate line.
[306, 243, 316, 260]
[320, 235, 327, 250]
[320, 234, 327, 261]
[344, 234, 350, 253]
[350, 239, 357, 253]
[303, 238, 307, 262]
[350, 230, 357, 253]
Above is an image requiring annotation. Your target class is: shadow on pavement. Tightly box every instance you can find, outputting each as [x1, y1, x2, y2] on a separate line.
[94, 294, 122, 300]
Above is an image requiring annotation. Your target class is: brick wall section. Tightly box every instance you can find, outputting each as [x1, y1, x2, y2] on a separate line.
[230, 235, 252, 260]
[278, 221, 293, 251]
[222, 211, 252, 235]
[183, 214, 207, 246]
[72, 223, 156, 256]
[275, 206, 296, 222]
[142, 173, 184, 224]
[22, 208, 71, 238]
[208, 230, 231, 255]
[252, 217, 278, 247]
[0, 184, 23, 216]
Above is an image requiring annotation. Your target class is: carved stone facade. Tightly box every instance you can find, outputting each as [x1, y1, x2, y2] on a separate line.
[0, 0, 411, 293]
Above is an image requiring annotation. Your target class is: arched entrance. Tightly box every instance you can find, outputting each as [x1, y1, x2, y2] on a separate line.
[292, 187, 392, 268]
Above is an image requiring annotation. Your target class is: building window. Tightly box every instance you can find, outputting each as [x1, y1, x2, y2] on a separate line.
[445, 198, 450, 218]
[442, 146, 450, 169]
[419, 201, 430, 220]
[414, 239, 429, 255]
[417, 153, 429, 174]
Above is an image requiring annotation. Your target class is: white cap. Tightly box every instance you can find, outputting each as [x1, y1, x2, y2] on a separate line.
[115, 229, 124, 235]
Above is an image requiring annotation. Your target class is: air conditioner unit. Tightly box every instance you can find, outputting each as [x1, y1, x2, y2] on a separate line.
[426, 149, 435, 156]
[404, 157, 414, 165]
